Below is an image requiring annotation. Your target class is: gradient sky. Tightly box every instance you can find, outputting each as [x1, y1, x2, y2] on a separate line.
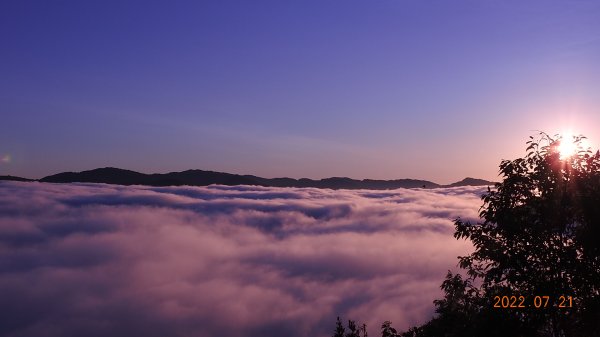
[2, 0, 600, 183]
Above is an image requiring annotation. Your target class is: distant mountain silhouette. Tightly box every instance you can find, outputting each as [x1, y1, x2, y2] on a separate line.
[39, 168, 149, 185]
[30, 167, 496, 189]
[0, 175, 34, 182]
[445, 177, 495, 187]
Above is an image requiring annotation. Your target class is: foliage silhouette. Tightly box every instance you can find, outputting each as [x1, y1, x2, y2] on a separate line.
[381, 321, 398, 337]
[400, 132, 600, 336]
[347, 320, 360, 337]
[334, 317, 346, 337]
[335, 133, 600, 337]
[332, 317, 369, 337]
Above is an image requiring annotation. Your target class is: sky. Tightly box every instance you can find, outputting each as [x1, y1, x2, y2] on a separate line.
[0, 181, 483, 337]
[2, 0, 600, 183]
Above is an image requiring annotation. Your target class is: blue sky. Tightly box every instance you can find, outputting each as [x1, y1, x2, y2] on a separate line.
[2, 0, 600, 183]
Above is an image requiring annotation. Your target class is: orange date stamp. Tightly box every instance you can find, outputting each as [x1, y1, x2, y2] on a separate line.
[493, 295, 573, 309]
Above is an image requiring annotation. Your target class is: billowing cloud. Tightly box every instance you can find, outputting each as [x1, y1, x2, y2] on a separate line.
[0, 181, 486, 337]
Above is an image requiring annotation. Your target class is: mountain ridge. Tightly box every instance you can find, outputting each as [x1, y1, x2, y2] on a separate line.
[0, 175, 35, 182]
[1, 167, 496, 189]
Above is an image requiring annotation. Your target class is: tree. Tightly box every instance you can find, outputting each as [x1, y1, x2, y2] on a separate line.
[454, 133, 600, 336]
[398, 271, 532, 337]
[334, 316, 346, 337]
[361, 323, 368, 337]
[347, 320, 360, 337]
[338, 133, 600, 336]
[333, 317, 369, 337]
[381, 321, 397, 337]
[401, 133, 600, 336]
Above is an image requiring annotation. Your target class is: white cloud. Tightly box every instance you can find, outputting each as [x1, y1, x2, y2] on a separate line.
[0, 182, 486, 337]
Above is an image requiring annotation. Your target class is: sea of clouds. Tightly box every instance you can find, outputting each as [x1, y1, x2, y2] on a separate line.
[0, 181, 486, 337]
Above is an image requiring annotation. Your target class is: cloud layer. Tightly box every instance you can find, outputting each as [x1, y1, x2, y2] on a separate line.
[0, 182, 485, 337]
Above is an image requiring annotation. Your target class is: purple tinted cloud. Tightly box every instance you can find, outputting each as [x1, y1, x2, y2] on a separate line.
[0, 182, 485, 337]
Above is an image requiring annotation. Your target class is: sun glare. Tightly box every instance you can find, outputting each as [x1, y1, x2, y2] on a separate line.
[557, 133, 576, 160]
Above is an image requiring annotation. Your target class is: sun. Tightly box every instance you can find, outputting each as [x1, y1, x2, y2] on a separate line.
[557, 132, 576, 160]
